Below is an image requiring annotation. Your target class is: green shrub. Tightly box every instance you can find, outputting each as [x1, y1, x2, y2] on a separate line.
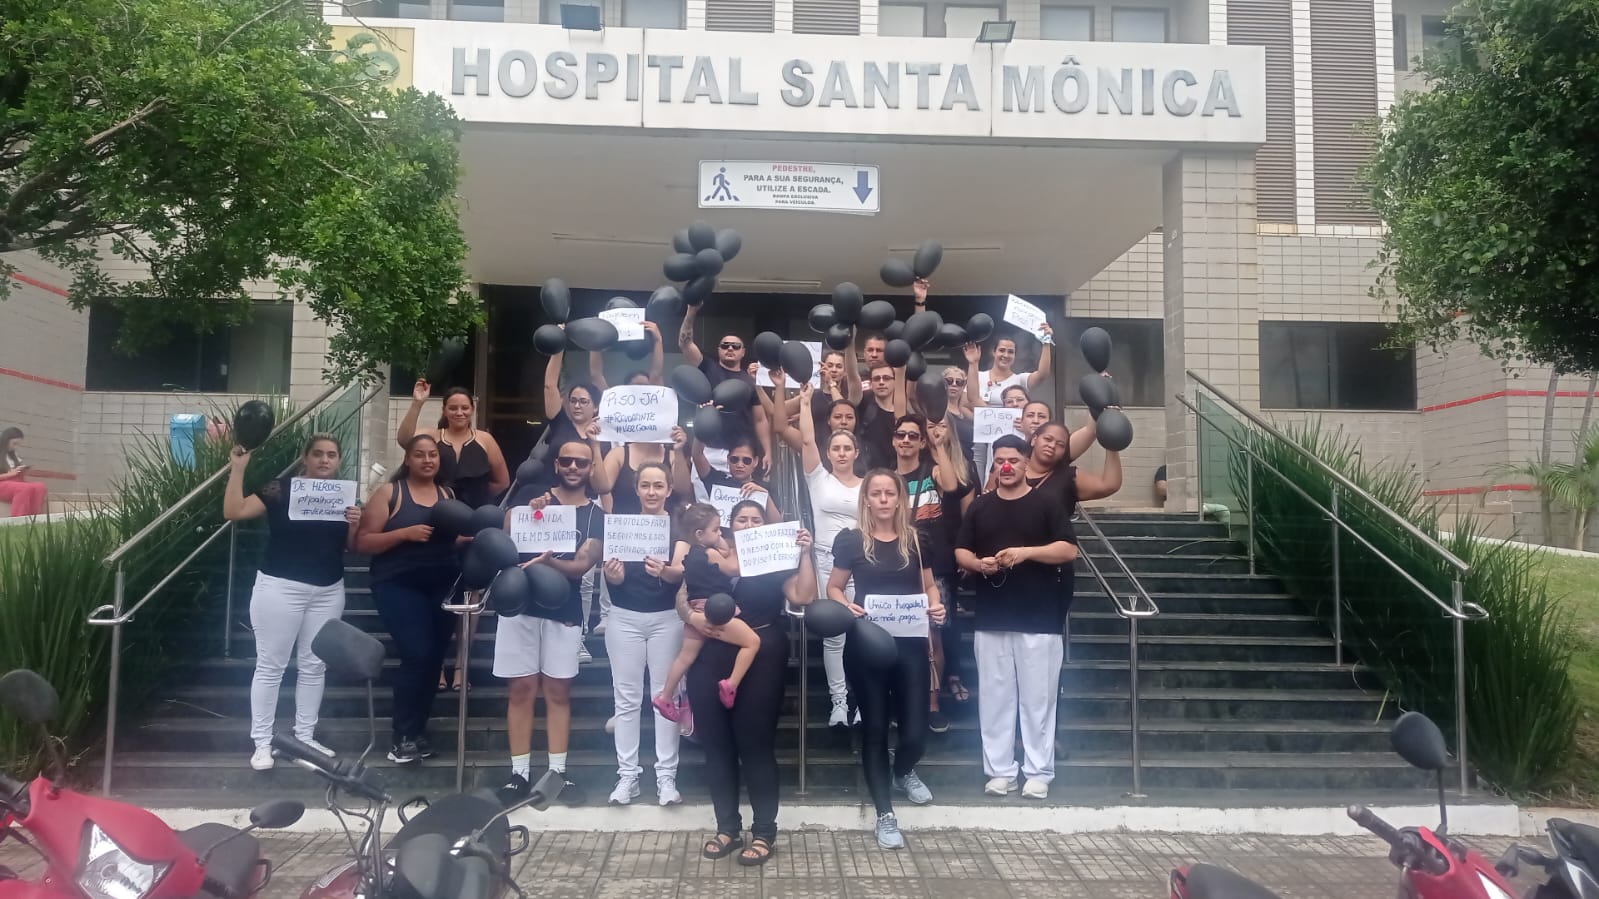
[1228, 413, 1579, 792]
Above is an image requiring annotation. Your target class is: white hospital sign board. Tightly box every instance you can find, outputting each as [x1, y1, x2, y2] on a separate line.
[701, 162, 880, 214]
[366, 19, 1266, 145]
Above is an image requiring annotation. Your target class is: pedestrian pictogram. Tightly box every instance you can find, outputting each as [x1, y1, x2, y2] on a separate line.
[704, 167, 739, 203]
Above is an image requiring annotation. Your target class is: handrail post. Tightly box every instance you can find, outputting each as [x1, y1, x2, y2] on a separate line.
[454, 606, 473, 792]
[102, 565, 125, 795]
[1193, 409, 1206, 522]
[223, 526, 238, 658]
[1453, 578, 1469, 796]
[1331, 487, 1343, 667]
[796, 618, 808, 796]
[1245, 448, 1256, 575]
[1127, 614, 1144, 797]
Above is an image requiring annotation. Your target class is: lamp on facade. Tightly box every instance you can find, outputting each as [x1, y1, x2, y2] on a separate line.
[560, 3, 603, 30]
[976, 20, 1016, 42]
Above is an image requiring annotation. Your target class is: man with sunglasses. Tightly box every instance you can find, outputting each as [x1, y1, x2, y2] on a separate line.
[679, 305, 771, 468]
[496, 440, 607, 808]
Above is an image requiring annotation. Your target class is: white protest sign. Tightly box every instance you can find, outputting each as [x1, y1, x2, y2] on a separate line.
[755, 341, 823, 389]
[710, 483, 768, 525]
[604, 514, 672, 562]
[863, 593, 930, 638]
[972, 407, 1022, 444]
[1003, 294, 1049, 340]
[596, 386, 676, 445]
[703, 446, 730, 472]
[598, 307, 645, 341]
[287, 478, 358, 521]
[734, 522, 803, 577]
[509, 505, 578, 554]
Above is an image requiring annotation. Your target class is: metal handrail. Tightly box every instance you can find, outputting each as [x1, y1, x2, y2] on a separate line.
[1076, 506, 1159, 619]
[102, 381, 349, 567]
[1187, 370, 1470, 574]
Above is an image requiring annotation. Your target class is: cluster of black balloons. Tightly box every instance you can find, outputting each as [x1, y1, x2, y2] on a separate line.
[665, 220, 742, 307]
[803, 599, 900, 671]
[1077, 326, 1134, 452]
[879, 239, 944, 288]
[431, 499, 568, 620]
[531, 279, 659, 360]
[665, 361, 766, 449]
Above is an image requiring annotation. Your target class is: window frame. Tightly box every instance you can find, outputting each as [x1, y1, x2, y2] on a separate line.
[542, 0, 601, 26]
[941, 2, 1006, 39]
[877, 2, 929, 36]
[1258, 321, 1418, 412]
[1060, 317, 1166, 408]
[84, 301, 294, 395]
[1110, 6, 1167, 42]
[1392, 13, 1408, 71]
[622, 0, 686, 28]
[1040, 3, 1094, 41]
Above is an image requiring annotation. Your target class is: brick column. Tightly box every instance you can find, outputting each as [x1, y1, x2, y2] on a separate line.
[1161, 151, 1262, 513]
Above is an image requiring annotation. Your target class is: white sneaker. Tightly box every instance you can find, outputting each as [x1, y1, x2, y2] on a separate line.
[608, 775, 641, 806]
[250, 746, 274, 771]
[605, 716, 618, 734]
[578, 644, 593, 664]
[984, 776, 1018, 796]
[828, 694, 849, 727]
[657, 774, 683, 806]
[1022, 778, 1049, 800]
[876, 812, 906, 850]
[299, 738, 336, 758]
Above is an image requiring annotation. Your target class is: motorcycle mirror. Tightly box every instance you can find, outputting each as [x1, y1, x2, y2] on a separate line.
[311, 619, 387, 683]
[1391, 711, 1451, 772]
[250, 799, 306, 829]
[0, 670, 58, 726]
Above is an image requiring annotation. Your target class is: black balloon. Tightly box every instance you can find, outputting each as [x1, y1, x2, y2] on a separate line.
[1079, 374, 1112, 413]
[672, 229, 694, 254]
[622, 333, 655, 360]
[831, 282, 863, 325]
[566, 317, 619, 352]
[913, 240, 943, 278]
[903, 310, 943, 350]
[916, 371, 948, 422]
[859, 300, 897, 332]
[605, 296, 638, 310]
[884, 338, 911, 368]
[461, 528, 518, 590]
[807, 304, 837, 333]
[526, 562, 571, 611]
[669, 364, 713, 405]
[692, 404, 726, 447]
[683, 275, 716, 306]
[694, 247, 724, 278]
[752, 332, 784, 370]
[430, 498, 474, 540]
[779, 341, 814, 384]
[514, 456, 543, 487]
[703, 592, 737, 625]
[486, 566, 531, 617]
[646, 285, 684, 323]
[712, 377, 754, 411]
[425, 337, 467, 385]
[847, 619, 899, 671]
[825, 322, 853, 350]
[469, 503, 504, 535]
[805, 599, 856, 639]
[966, 313, 995, 343]
[714, 228, 742, 263]
[663, 253, 698, 282]
[936, 323, 968, 349]
[1102, 378, 1121, 410]
[880, 258, 915, 288]
[688, 220, 717, 251]
[533, 324, 566, 356]
[1080, 326, 1113, 373]
[540, 278, 571, 323]
[233, 400, 275, 451]
[906, 351, 926, 382]
[883, 320, 906, 342]
[1096, 408, 1134, 452]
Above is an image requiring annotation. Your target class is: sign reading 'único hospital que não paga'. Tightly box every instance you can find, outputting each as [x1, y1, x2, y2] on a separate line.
[380, 19, 1266, 145]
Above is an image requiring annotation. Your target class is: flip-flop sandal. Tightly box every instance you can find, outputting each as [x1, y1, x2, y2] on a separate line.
[737, 838, 776, 867]
[702, 833, 744, 860]
[948, 678, 971, 703]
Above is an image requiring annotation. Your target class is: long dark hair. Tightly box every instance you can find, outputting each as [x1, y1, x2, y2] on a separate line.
[391, 434, 441, 483]
[435, 387, 474, 430]
[0, 427, 20, 473]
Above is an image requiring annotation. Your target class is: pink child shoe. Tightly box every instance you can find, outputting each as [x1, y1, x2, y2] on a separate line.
[652, 694, 682, 722]
[718, 679, 738, 709]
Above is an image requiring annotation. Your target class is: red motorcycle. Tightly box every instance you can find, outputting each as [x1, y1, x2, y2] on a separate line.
[0, 669, 302, 899]
[1172, 711, 1598, 899]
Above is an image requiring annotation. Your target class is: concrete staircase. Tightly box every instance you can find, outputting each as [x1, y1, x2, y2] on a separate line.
[107, 512, 1429, 802]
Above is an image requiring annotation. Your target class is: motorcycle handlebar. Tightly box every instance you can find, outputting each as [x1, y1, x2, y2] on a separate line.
[270, 735, 388, 803]
[271, 735, 340, 775]
[1347, 806, 1449, 877]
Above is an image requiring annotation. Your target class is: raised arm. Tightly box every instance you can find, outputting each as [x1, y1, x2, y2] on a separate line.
[893, 364, 908, 420]
[963, 343, 987, 408]
[844, 330, 863, 406]
[588, 348, 611, 392]
[1076, 449, 1123, 502]
[222, 448, 267, 521]
[480, 432, 511, 500]
[765, 371, 805, 453]
[397, 379, 431, 447]
[669, 427, 695, 498]
[544, 350, 565, 420]
[1069, 416, 1098, 462]
[798, 383, 823, 473]
[678, 305, 704, 367]
[644, 321, 665, 385]
[1026, 323, 1054, 391]
[784, 528, 817, 606]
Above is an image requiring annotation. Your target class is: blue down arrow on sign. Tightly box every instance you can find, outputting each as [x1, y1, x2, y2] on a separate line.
[853, 170, 874, 204]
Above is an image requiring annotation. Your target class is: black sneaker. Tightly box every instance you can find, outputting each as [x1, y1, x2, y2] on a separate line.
[928, 709, 950, 734]
[387, 740, 423, 765]
[414, 735, 438, 759]
[497, 773, 531, 807]
[554, 772, 585, 807]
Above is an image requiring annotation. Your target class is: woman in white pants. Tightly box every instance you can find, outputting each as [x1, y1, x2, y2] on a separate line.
[223, 434, 361, 771]
[602, 460, 691, 806]
[795, 384, 863, 728]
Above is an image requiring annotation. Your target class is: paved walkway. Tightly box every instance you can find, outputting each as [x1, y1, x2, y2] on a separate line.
[6, 830, 1547, 899]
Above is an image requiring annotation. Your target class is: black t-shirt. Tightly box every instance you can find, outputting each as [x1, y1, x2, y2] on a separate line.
[1028, 465, 1080, 517]
[698, 358, 758, 429]
[956, 487, 1077, 634]
[730, 568, 791, 629]
[830, 528, 925, 599]
[254, 477, 349, 587]
[950, 414, 976, 468]
[857, 398, 896, 471]
[516, 500, 605, 626]
[684, 543, 736, 600]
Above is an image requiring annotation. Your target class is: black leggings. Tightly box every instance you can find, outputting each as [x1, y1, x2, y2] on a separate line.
[687, 625, 788, 843]
[846, 636, 930, 816]
[372, 575, 455, 742]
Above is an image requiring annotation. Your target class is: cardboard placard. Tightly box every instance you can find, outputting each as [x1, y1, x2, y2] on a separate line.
[596, 386, 676, 445]
[863, 592, 930, 638]
[972, 407, 1022, 444]
[287, 478, 358, 521]
[598, 307, 646, 341]
[603, 514, 672, 563]
[710, 483, 768, 525]
[1003, 294, 1049, 340]
[509, 505, 578, 554]
[734, 522, 803, 578]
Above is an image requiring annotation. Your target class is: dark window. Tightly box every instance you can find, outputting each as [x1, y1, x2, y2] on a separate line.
[86, 302, 292, 393]
[390, 333, 479, 397]
[543, 0, 598, 24]
[1421, 15, 1462, 66]
[1259, 322, 1416, 410]
[1393, 14, 1408, 70]
[1061, 318, 1164, 407]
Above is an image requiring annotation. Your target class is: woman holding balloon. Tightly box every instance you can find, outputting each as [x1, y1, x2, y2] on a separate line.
[796, 382, 863, 728]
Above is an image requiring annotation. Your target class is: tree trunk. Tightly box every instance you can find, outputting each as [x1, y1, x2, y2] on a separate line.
[1540, 369, 1560, 543]
[1577, 375, 1597, 451]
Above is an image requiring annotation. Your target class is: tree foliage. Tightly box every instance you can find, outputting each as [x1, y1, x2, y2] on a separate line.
[1366, 0, 1599, 374]
[0, 0, 481, 381]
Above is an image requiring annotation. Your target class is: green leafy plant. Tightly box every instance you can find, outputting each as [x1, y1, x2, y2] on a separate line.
[1224, 411, 1579, 792]
[1499, 427, 1599, 550]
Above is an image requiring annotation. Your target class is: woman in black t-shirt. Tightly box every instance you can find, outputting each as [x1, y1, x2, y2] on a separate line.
[827, 470, 947, 851]
[223, 434, 361, 772]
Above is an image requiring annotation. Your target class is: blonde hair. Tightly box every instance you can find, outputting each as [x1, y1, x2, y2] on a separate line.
[927, 420, 972, 490]
[855, 469, 920, 569]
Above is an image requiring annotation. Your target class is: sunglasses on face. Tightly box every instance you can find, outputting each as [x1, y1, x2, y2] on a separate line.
[556, 456, 592, 469]
[894, 431, 923, 441]
[720, 342, 743, 350]
[945, 377, 966, 387]
[728, 455, 756, 465]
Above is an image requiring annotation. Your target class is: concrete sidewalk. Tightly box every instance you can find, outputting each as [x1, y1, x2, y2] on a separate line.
[2, 829, 1551, 898]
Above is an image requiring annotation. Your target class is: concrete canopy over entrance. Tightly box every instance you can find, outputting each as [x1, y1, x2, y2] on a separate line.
[458, 127, 1170, 296]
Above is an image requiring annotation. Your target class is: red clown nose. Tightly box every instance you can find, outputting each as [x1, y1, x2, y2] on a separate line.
[999, 463, 1015, 475]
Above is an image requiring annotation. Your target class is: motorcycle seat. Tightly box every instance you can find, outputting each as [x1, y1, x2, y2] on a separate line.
[1184, 864, 1285, 899]
[1551, 819, 1599, 869]
[177, 823, 260, 899]
[390, 792, 509, 859]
